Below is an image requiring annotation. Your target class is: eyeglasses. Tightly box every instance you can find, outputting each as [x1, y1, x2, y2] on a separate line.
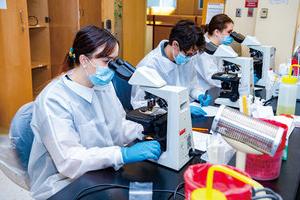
[184, 50, 199, 57]
[184, 49, 205, 57]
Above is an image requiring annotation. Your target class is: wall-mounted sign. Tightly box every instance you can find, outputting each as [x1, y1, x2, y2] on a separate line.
[270, 0, 288, 4]
[205, 3, 224, 24]
[245, 0, 258, 8]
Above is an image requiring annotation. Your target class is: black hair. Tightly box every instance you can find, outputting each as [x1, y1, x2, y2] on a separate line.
[206, 14, 234, 35]
[62, 25, 118, 72]
[168, 20, 205, 52]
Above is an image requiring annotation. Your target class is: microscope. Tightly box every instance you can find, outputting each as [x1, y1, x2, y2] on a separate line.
[231, 31, 276, 87]
[109, 59, 194, 171]
[206, 42, 254, 108]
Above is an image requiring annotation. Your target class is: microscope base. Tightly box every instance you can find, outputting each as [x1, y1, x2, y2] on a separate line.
[214, 98, 239, 108]
[149, 151, 194, 171]
[255, 79, 266, 87]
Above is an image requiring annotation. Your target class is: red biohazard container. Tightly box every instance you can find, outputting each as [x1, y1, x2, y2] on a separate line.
[184, 163, 252, 200]
[245, 119, 288, 180]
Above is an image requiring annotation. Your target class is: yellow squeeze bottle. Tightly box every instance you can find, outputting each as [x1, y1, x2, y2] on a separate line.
[276, 64, 300, 115]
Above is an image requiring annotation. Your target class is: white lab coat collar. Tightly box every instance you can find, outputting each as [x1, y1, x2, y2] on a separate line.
[62, 75, 94, 103]
[93, 82, 113, 91]
[156, 40, 178, 74]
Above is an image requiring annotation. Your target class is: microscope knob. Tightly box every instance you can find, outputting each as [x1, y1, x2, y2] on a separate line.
[230, 94, 239, 102]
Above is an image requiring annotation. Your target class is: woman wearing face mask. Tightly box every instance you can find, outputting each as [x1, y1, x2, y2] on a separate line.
[194, 14, 234, 92]
[28, 26, 161, 200]
[131, 20, 210, 118]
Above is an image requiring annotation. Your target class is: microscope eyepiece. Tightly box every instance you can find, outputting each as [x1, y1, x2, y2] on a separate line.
[230, 31, 245, 43]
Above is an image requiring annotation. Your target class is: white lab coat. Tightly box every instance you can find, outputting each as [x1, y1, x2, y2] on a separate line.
[194, 34, 222, 92]
[131, 40, 203, 109]
[28, 75, 144, 199]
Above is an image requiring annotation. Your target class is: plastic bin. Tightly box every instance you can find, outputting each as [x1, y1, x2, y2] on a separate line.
[245, 119, 288, 180]
[184, 163, 252, 200]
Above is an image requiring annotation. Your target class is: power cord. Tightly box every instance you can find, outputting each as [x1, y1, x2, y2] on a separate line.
[74, 181, 282, 200]
[173, 182, 184, 200]
[74, 184, 128, 200]
[73, 183, 185, 200]
[252, 187, 282, 200]
[263, 95, 277, 106]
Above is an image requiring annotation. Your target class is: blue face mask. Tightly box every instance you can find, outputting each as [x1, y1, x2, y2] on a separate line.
[86, 60, 115, 86]
[174, 51, 191, 65]
[222, 35, 234, 45]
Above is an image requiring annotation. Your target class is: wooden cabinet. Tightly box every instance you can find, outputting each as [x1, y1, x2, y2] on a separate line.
[79, 0, 102, 27]
[0, 0, 33, 129]
[122, 0, 146, 66]
[49, 0, 102, 77]
[27, 0, 52, 97]
[0, 0, 102, 129]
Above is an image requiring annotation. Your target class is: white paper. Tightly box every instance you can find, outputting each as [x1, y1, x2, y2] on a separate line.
[267, 115, 295, 138]
[0, 0, 6, 9]
[270, 0, 288, 4]
[205, 3, 224, 24]
[252, 105, 274, 119]
[193, 131, 209, 151]
[190, 102, 219, 117]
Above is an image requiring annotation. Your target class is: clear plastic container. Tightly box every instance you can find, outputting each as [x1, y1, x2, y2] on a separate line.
[276, 75, 298, 115]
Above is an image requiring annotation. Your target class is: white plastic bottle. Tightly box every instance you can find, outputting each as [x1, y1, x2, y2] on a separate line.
[276, 75, 298, 115]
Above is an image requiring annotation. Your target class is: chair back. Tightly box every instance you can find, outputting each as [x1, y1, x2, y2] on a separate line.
[112, 74, 133, 112]
[9, 102, 34, 170]
[0, 135, 30, 190]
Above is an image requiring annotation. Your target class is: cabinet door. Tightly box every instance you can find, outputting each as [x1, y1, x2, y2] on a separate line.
[48, 0, 79, 77]
[0, 0, 33, 129]
[79, 0, 102, 28]
[123, 0, 146, 66]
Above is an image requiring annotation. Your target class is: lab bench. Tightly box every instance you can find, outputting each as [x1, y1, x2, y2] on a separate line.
[49, 90, 300, 200]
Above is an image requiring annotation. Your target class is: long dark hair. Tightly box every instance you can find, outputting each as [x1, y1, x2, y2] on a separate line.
[205, 14, 234, 35]
[61, 25, 118, 73]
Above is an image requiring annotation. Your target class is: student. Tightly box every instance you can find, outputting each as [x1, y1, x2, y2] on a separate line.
[194, 14, 234, 91]
[131, 20, 211, 117]
[28, 26, 161, 199]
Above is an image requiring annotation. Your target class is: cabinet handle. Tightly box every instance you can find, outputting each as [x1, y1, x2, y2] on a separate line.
[82, 9, 85, 17]
[19, 10, 25, 32]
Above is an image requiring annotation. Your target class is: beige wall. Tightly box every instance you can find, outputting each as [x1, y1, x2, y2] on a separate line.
[225, 0, 257, 35]
[254, 1, 299, 66]
[225, 0, 300, 66]
[225, 0, 257, 56]
[295, 4, 300, 48]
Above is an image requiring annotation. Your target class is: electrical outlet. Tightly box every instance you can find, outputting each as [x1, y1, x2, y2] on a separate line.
[236, 8, 242, 17]
[260, 8, 268, 18]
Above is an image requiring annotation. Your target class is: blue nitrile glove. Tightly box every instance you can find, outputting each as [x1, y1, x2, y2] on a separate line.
[254, 73, 259, 85]
[121, 140, 161, 164]
[198, 94, 212, 106]
[190, 105, 207, 118]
